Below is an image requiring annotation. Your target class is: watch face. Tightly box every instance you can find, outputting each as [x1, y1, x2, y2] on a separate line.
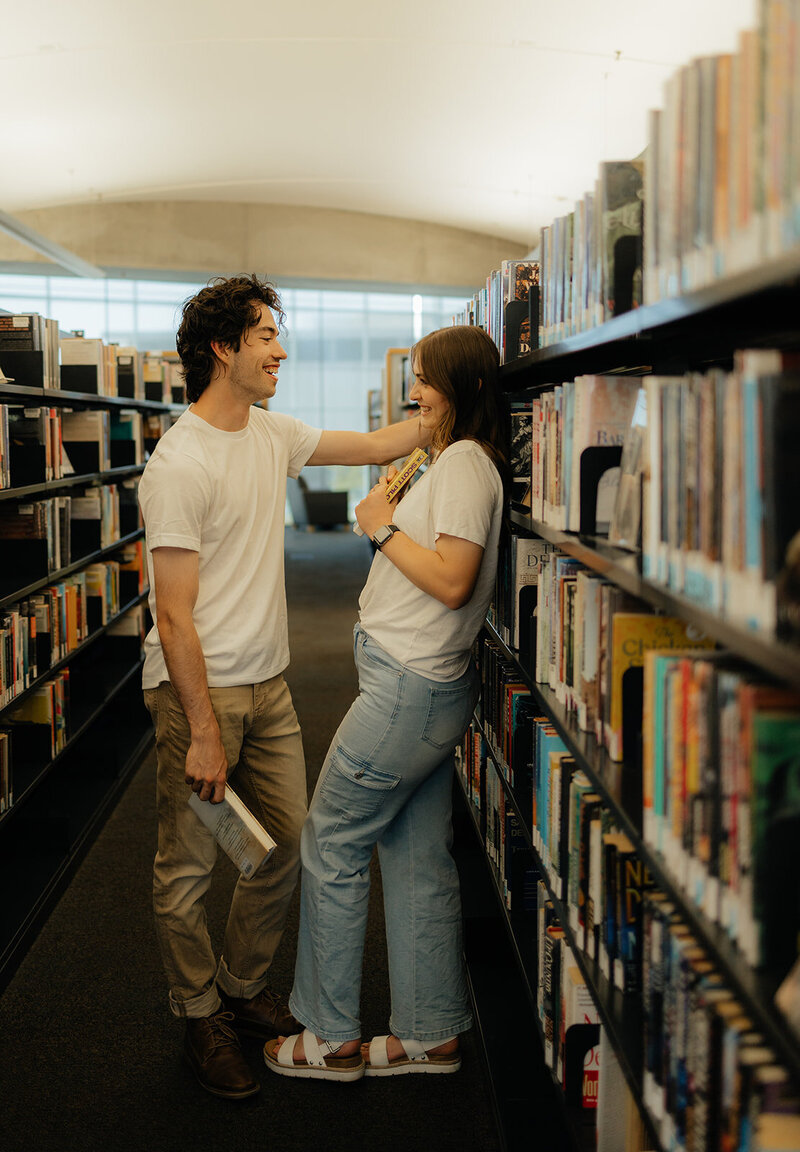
[373, 524, 397, 547]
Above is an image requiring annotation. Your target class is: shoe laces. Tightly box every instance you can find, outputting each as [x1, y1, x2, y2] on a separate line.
[203, 1011, 241, 1056]
[254, 988, 280, 1012]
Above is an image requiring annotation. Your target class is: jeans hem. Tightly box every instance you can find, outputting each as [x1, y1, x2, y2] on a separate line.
[289, 995, 362, 1044]
[387, 1015, 473, 1043]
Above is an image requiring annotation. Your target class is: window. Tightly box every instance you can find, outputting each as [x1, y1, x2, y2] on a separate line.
[0, 271, 466, 509]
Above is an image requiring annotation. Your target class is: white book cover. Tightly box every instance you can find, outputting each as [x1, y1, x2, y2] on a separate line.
[567, 375, 639, 534]
[189, 785, 276, 878]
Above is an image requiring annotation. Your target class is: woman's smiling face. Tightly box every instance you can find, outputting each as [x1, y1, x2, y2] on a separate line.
[408, 356, 453, 432]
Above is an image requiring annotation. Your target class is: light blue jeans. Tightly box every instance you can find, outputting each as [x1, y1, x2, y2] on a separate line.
[289, 625, 478, 1044]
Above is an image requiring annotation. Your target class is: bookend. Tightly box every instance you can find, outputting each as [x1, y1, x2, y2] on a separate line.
[70, 519, 103, 560]
[579, 445, 623, 536]
[518, 584, 538, 666]
[60, 365, 101, 394]
[611, 234, 641, 316]
[9, 441, 47, 487]
[61, 440, 102, 474]
[503, 288, 541, 363]
[562, 1021, 600, 1114]
[86, 595, 105, 633]
[116, 364, 137, 398]
[0, 540, 49, 594]
[109, 439, 138, 468]
[620, 664, 644, 819]
[0, 350, 45, 389]
[8, 723, 53, 773]
[118, 568, 140, 605]
[35, 630, 52, 673]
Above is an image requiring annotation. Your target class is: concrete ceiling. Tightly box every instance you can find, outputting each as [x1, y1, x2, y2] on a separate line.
[2, 0, 756, 249]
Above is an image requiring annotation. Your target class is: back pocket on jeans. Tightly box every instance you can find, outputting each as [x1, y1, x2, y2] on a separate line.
[318, 743, 400, 822]
[420, 682, 477, 750]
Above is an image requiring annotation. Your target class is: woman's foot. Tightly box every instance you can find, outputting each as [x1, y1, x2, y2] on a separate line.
[361, 1034, 461, 1076]
[264, 1029, 364, 1081]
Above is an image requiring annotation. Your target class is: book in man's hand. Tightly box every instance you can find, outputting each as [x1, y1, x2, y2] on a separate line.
[188, 785, 276, 878]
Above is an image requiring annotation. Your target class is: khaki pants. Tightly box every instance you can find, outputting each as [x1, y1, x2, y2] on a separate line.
[144, 676, 307, 1019]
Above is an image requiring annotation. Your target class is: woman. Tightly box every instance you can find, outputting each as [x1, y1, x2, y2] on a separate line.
[264, 325, 508, 1081]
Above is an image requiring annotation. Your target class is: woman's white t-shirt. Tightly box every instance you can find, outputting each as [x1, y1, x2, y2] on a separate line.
[138, 406, 321, 689]
[358, 440, 504, 682]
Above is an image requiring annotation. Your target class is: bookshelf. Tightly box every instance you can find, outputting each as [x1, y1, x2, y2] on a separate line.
[461, 252, 800, 1151]
[0, 353, 178, 993]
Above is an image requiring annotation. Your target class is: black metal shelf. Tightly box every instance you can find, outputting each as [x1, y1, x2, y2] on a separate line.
[482, 618, 800, 1091]
[0, 656, 145, 828]
[471, 712, 664, 1152]
[0, 381, 182, 413]
[0, 381, 41, 398]
[0, 336, 160, 997]
[0, 527, 145, 611]
[484, 245, 800, 1148]
[0, 720, 153, 994]
[455, 773, 590, 1152]
[500, 249, 800, 388]
[0, 464, 145, 504]
[509, 511, 800, 690]
[0, 589, 148, 723]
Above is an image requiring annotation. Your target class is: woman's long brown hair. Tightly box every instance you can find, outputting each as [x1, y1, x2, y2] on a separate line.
[411, 325, 510, 495]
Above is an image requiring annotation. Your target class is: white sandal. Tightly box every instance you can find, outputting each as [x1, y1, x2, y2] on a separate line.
[264, 1029, 365, 1081]
[364, 1034, 461, 1076]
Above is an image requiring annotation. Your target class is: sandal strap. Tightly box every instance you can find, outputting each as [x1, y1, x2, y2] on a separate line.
[367, 1034, 458, 1066]
[399, 1038, 429, 1063]
[367, 1035, 391, 1067]
[277, 1029, 343, 1069]
[301, 1030, 329, 1068]
[276, 1032, 303, 1068]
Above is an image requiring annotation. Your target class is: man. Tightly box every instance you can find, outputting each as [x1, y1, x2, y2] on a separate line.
[139, 274, 426, 1099]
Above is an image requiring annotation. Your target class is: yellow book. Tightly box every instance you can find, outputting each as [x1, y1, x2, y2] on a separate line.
[352, 447, 427, 537]
[606, 613, 715, 762]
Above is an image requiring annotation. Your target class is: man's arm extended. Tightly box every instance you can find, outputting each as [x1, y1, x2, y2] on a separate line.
[151, 546, 228, 803]
[306, 416, 429, 467]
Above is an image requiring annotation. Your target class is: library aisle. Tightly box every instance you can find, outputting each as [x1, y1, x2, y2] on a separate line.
[0, 527, 501, 1152]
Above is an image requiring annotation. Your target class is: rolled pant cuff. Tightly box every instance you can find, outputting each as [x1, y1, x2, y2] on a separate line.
[169, 983, 222, 1020]
[215, 956, 267, 1001]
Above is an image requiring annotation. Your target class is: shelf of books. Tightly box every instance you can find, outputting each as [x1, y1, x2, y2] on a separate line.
[463, 324, 800, 1149]
[463, 504, 800, 1150]
[0, 313, 180, 991]
[450, 8, 800, 1143]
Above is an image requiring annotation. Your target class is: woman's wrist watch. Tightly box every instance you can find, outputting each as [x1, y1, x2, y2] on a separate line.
[372, 523, 400, 549]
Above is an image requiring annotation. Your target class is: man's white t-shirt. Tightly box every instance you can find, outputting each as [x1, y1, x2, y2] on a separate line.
[138, 406, 321, 689]
[358, 440, 504, 682]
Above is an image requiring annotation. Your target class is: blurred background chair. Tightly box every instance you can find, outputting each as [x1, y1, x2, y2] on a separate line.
[287, 475, 349, 530]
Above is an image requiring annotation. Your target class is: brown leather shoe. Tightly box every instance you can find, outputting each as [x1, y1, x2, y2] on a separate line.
[184, 1011, 260, 1099]
[219, 986, 300, 1040]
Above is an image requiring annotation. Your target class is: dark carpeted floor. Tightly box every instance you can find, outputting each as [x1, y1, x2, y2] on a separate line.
[0, 527, 502, 1152]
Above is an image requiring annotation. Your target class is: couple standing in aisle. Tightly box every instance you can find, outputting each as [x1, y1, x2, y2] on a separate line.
[138, 274, 508, 1098]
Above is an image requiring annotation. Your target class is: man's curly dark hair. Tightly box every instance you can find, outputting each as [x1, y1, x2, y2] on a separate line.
[176, 275, 286, 402]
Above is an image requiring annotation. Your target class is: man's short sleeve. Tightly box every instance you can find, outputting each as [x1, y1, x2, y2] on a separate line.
[269, 411, 322, 478]
[138, 453, 209, 552]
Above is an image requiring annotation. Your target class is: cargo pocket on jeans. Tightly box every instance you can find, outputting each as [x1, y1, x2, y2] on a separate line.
[318, 743, 400, 822]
